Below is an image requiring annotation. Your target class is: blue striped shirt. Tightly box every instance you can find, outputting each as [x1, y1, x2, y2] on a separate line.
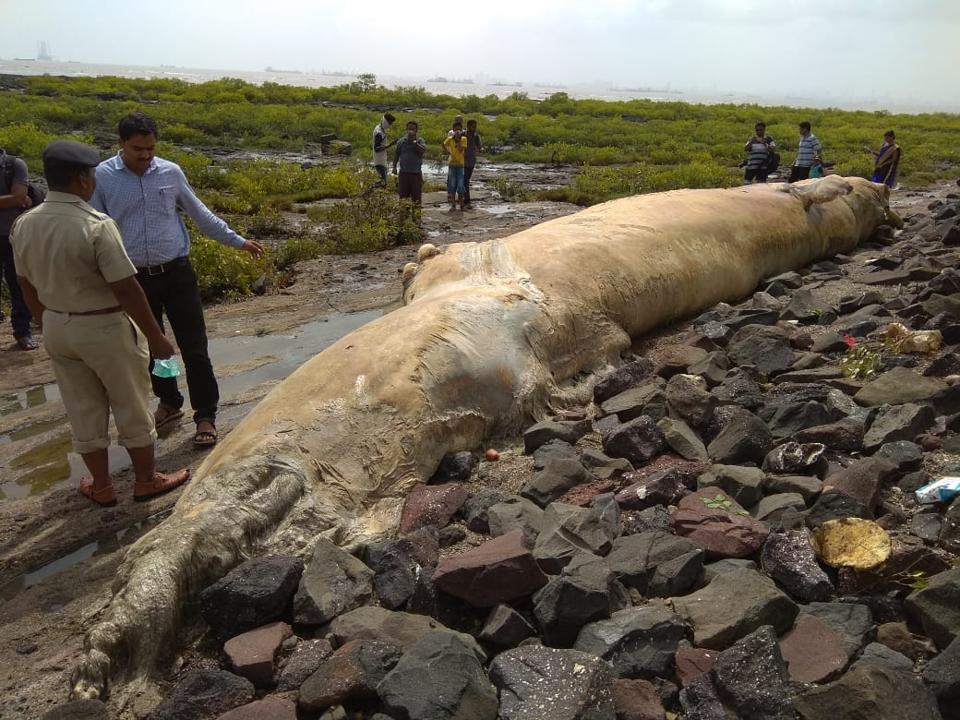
[90, 154, 245, 267]
[794, 133, 822, 168]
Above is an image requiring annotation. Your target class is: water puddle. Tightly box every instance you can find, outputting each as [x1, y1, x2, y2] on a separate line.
[0, 384, 60, 417]
[0, 508, 172, 601]
[482, 204, 515, 216]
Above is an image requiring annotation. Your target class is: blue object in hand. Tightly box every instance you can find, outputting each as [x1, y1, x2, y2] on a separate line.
[152, 358, 181, 378]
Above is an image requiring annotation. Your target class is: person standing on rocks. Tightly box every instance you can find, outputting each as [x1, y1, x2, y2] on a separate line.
[10, 140, 190, 506]
[91, 112, 264, 449]
[392, 120, 427, 207]
[743, 122, 776, 184]
[789, 121, 822, 182]
[372, 113, 396, 187]
[463, 119, 484, 208]
[0, 148, 38, 350]
[443, 119, 468, 211]
[866, 130, 901, 189]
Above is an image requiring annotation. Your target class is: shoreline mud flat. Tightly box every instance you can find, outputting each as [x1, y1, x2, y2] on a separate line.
[3, 179, 960, 718]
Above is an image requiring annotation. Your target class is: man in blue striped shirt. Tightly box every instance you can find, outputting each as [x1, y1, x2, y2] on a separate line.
[789, 121, 823, 183]
[91, 112, 264, 448]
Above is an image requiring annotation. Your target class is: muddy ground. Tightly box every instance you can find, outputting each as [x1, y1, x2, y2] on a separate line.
[0, 177, 949, 719]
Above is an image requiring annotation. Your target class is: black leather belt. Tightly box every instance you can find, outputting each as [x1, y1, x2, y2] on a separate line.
[137, 256, 189, 277]
[49, 306, 122, 316]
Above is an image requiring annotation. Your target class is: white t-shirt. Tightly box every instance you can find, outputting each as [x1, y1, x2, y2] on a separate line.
[372, 122, 390, 166]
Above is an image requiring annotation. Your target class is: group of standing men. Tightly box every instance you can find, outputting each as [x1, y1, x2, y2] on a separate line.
[3, 112, 262, 507]
[372, 113, 483, 210]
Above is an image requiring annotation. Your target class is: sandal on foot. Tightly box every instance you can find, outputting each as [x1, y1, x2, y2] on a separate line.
[79, 479, 118, 508]
[154, 404, 184, 431]
[193, 419, 218, 449]
[16, 336, 39, 351]
[133, 468, 191, 502]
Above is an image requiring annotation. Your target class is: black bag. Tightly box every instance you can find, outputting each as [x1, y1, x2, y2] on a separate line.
[2, 153, 46, 207]
[764, 151, 781, 175]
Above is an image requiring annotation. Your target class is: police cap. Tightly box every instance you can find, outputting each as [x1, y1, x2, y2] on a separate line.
[41, 140, 101, 168]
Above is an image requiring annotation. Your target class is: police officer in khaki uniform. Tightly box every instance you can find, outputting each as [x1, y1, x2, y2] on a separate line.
[11, 140, 190, 507]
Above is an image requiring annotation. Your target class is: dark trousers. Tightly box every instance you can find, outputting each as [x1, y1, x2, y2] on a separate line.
[398, 171, 423, 204]
[744, 167, 769, 183]
[464, 165, 476, 205]
[136, 258, 218, 422]
[0, 235, 32, 339]
[789, 165, 811, 183]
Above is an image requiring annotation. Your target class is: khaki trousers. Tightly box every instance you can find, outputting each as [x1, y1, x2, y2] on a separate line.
[42, 310, 156, 453]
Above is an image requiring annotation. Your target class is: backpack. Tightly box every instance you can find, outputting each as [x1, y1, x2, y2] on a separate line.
[2, 154, 46, 208]
[764, 151, 781, 175]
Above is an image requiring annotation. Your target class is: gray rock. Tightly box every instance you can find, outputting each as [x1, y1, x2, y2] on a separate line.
[432, 451, 478, 483]
[656, 345, 709, 378]
[533, 440, 579, 469]
[459, 488, 509, 534]
[533, 555, 629, 646]
[657, 417, 709, 460]
[615, 467, 693, 510]
[533, 502, 619, 574]
[294, 538, 375, 625]
[940, 498, 960, 554]
[671, 568, 798, 650]
[707, 407, 773, 465]
[727, 325, 796, 379]
[767, 401, 834, 438]
[794, 664, 942, 720]
[600, 381, 668, 423]
[378, 632, 498, 720]
[594, 358, 657, 404]
[365, 536, 435, 611]
[605, 531, 704, 597]
[329, 607, 483, 656]
[40, 701, 109, 720]
[812, 332, 851, 353]
[277, 639, 334, 692]
[800, 602, 875, 657]
[148, 669, 254, 720]
[875, 440, 923, 469]
[489, 645, 616, 720]
[601, 415, 666, 467]
[574, 605, 688, 679]
[580, 447, 634, 479]
[524, 419, 591, 454]
[761, 529, 834, 602]
[711, 626, 795, 720]
[199, 555, 304, 641]
[487, 497, 545, 544]
[621, 504, 675, 536]
[910, 511, 943, 543]
[712, 368, 764, 409]
[752, 493, 807, 523]
[687, 351, 730, 386]
[702, 558, 758, 583]
[906, 566, 960, 650]
[478, 605, 536, 648]
[825, 457, 899, 513]
[299, 639, 402, 711]
[665, 374, 718, 432]
[852, 642, 914, 672]
[854, 367, 947, 406]
[762, 441, 827, 475]
[794, 418, 866, 452]
[698, 464, 764, 507]
[763, 474, 823, 502]
[679, 674, 728, 720]
[520, 456, 591, 507]
[923, 635, 960, 720]
[805, 490, 872, 527]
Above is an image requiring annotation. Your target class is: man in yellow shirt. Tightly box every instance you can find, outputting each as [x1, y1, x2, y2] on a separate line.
[443, 119, 468, 211]
[11, 141, 190, 507]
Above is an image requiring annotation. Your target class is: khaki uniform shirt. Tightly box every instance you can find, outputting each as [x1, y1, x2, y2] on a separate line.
[10, 191, 136, 313]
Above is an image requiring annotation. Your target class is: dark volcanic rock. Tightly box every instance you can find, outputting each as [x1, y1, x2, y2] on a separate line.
[611, 678, 667, 720]
[148, 669, 254, 720]
[706, 407, 772, 464]
[293, 538, 374, 626]
[657, 417, 709, 460]
[727, 325, 796, 379]
[276, 639, 334, 692]
[459, 488, 509, 534]
[671, 568, 798, 650]
[711, 626, 795, 720]
[200, 555, 304, 641]
[697, 464, 764, 508]
[574, 605, 688, 679]
[805, 490, 872, 527]
[826, 457, 899, 514]
[605, 531, 704, 597]
[678, 674, 728, 720]
[378, 632, 498, 720]
[40, 701, 109, 720]
[794, 664, 942, 720]
[794, 418, 865, 452]
[712, 367, 764, 409]
[601, 415, 666, 467]
[778, 614, 848, 683]
[852, 641, 914, 672]
[520, 456, 591, 507]
[923, 636, 960, 720]
[524, 419, 591, 453]
[665, 374, 718, 432]
[615, 467, 692, 510]
[478, 604, 536, 648]
[800, 601, 875, 658]
[487, 496, 545, 544]
[766, 401, 834, 439]
[594, 358, 657, 404]
[600, 382, 669, 423]
[761, 529, 834, 602]
[490, 645, 616, 720]
[298, 639, 402, 711]
[400, 483, 470, 533]
[906, 566, 960, 650]
[533, 501, 619, 573]
[431, 451, 478, 483]
[854, 367, 947, 407]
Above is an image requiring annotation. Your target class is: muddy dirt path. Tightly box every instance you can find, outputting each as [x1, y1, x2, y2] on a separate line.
[0, 178, 948, 719]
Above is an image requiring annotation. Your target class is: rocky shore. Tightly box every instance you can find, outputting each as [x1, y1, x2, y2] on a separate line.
[43, 183, 960, 720]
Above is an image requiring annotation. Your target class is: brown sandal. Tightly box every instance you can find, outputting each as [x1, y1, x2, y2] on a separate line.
[193, 419, 218, 449]
[154, 404, 184, 431]
[133, 468, 191, 502]
[79, 478, 118, 508]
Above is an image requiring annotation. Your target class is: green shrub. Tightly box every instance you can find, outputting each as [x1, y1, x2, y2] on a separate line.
[320, 192, 422, 253]
[188, 233, 274, 301]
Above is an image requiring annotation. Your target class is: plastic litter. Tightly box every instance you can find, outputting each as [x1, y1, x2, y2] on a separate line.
[915, 477, 960, 504]
[884, 323, 942, 353]
[152, 358, 181, 378]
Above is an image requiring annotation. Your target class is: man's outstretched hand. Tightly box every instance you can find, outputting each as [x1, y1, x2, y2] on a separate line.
[242, 239, 265, 258]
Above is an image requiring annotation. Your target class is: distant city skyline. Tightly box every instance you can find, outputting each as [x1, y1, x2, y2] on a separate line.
[3, 0, 959, 112]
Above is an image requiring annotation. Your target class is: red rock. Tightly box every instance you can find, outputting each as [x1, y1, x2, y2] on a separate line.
[216, 695, 297, 720]
[224, 622, 293, 688]
[917, 434, 942, 451]
[779, 614, 848, 684]
[559, 479, 616, 506]
[485, 448, 500, 461]
[674, 646, 718, 687]
[432, 529, 548, 607]
[672, 489, 769, 558]
[298, 639, 402, 711]
[612, 678, 666, 720]
[399, 483, 470, 533]
[826, 457, 899, 514]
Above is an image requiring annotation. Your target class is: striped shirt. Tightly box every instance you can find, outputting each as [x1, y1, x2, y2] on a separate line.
[90, 154, 245, 267]
[745, 136, 775, 170]
[795, 133, 822, 168]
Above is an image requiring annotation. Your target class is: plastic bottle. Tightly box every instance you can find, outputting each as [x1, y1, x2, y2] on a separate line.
[152, 358, 181, 378]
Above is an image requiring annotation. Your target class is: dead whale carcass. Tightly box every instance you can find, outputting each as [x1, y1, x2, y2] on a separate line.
[71, 177, 893, 698]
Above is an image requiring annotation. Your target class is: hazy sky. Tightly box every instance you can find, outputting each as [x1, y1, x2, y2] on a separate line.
[2, 0, 959, 110]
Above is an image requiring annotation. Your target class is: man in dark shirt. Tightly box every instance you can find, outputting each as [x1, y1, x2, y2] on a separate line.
[392, 121, 427, 205]
[0, 150, 38, 349]
[463, 119, 484, 209]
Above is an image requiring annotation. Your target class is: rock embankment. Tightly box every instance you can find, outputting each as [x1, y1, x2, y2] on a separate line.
[45, 185, 960, 720]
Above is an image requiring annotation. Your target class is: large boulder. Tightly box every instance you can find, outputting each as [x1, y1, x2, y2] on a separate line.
[574, 605, 688, 679]
[378, 632, 498, 720]
[673, 489, 769, 558]
[727, 325, 796, 379]
[429, 530, 548, 607]
[707, 408, 773, 464]
[862, 403, 936, 451]
[298, 639, 402, 712]
[148, 669, 254, 720]
[489, 645, 616, 720]
[293, 538, 374, 626]
[906, 566, 960, 650]
[604, 531, 704, 597]
[853, 367, 947, 407]
[199, 556, 303, 641]
[794, 664, 943, 720]
[329, 607, 482, 656]
[671, 568, 798, 650]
